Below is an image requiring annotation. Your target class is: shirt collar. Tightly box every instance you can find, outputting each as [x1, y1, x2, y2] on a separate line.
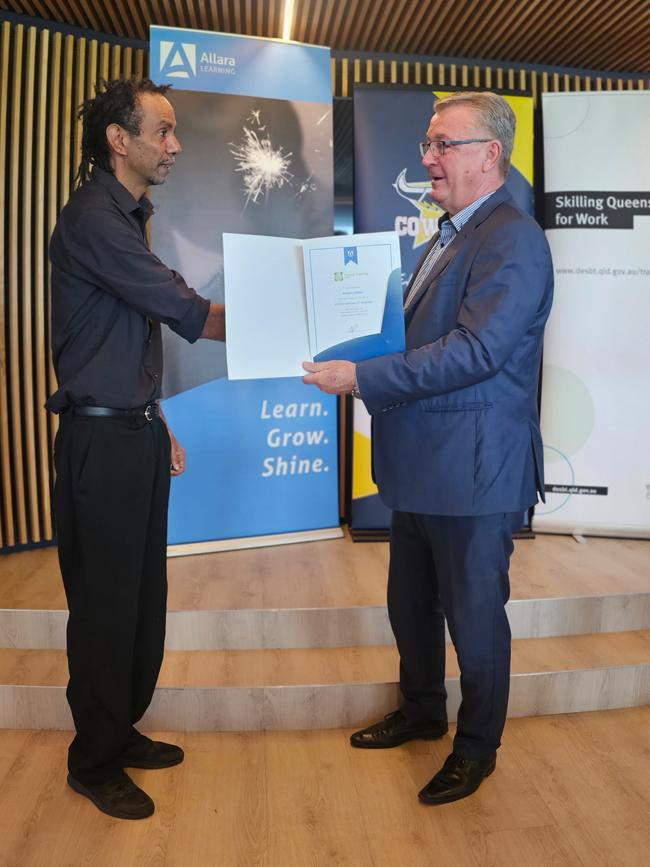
[91, 167, 154, 219]
[440, 190, 498, 235]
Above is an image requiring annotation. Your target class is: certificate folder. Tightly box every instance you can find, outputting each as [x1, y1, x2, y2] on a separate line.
[312, 267, 405, 363]
[223, 231, 404, 380]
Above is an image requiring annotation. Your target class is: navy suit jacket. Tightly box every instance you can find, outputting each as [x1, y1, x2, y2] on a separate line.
[355, 185, 554, 516]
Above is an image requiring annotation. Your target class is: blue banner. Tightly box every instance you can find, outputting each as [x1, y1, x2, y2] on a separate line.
[151, 27, 331, 103]
[162, 378, 338, 543]
[150, 27, 337, 544]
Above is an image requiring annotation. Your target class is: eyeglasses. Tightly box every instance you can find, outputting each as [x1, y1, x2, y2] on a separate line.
[419, 139, 491, 158]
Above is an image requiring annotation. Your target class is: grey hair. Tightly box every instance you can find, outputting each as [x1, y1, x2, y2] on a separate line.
[433, 91, 516, 177]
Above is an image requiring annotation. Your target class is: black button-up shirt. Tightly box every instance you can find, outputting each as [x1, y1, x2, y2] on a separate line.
[46, 167, 210, 412]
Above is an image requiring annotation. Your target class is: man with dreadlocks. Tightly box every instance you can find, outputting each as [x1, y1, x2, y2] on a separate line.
[46, 78, 225, 820]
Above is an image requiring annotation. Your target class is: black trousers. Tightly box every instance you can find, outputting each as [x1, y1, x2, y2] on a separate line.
[53, 412, 171, 785]
[388, 510, 516, 761]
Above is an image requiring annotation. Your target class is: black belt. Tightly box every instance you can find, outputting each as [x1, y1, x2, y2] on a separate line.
[69, 403, 160, 421]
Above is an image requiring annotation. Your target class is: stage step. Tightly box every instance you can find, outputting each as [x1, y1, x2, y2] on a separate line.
[1, 534, 648, 730]
[2, 591, 649, 650]
[1, 534, 649, 650]
[0, 632, 648, 731]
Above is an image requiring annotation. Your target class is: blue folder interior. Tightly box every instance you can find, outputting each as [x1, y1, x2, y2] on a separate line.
[313, 268, 405, 363]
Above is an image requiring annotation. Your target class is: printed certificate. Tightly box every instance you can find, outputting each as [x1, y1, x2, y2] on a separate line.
[223, 231, 404, 380]
[302, 233, 400, 357]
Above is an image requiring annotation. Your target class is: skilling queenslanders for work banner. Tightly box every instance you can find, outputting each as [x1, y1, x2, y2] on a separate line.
[546, 192, 650, 228]
[535, 91, 650, 538]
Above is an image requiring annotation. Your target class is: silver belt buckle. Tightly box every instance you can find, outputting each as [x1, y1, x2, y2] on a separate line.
[144, 404, 154, 422]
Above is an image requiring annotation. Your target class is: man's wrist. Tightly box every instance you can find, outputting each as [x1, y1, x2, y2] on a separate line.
[201, 303, 226, 341]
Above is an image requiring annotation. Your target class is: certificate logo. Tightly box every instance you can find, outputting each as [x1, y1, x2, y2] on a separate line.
[159, 41, 197, 79]
[344, 247, 358, 265]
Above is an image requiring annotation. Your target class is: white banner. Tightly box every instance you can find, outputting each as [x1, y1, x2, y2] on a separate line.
[534, 92, 650, 538]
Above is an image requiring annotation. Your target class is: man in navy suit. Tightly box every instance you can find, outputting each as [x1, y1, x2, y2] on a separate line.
[303, 91, 553, 805]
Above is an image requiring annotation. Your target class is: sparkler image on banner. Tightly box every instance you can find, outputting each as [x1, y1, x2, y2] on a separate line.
[230, 108, 325, 207]
[230, 110, 294, 205]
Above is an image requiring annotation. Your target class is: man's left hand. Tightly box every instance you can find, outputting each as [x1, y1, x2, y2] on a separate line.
[169, 433, 186, 476]
[302, 360, 356, 395]
[159, 407, 186, 475]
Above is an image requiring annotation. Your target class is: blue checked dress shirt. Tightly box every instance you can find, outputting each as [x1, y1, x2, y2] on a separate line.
[404, 191, 495, 310]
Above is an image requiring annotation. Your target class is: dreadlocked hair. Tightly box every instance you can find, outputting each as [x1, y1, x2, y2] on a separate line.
[75, 77, 171, 187]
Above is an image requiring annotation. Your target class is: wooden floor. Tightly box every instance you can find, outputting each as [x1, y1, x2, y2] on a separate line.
[0, 707, 648, 867]
[2, 531, 649, 610]
[1, 533, 648, 863]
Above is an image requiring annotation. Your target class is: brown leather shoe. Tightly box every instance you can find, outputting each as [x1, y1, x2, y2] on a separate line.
[418, 752, 496, 805]
[67, 772, 155, 819]
[119, 738, 184, 769]
[350, 710, 448, 748]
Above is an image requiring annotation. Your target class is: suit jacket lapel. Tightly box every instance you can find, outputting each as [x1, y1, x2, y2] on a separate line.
[404, 186, 513, 321]
[404, 240, 459, 321]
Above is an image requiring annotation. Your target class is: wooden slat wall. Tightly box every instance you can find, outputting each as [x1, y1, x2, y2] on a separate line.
[4, 0, 650, 73]
[0, 14, 648, 551]
[1, 0, 287, 43]
[0, 22, 13, 548]
[333, 56, 648, 103]
[0, 19, 144, 550]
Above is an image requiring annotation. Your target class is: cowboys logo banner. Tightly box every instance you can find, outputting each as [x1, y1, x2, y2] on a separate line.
[351, 85, 534, 531]
[149, 26, 339, 548]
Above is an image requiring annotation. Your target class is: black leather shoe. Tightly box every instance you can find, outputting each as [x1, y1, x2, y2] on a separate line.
[67, 772, 155, 819]
[350, 710, 448, 749]
[119, 738, 184, 769]
[418, 752, 496, 805]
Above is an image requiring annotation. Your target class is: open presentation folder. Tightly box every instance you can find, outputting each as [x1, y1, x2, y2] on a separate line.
[223, 231, 405, 380]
